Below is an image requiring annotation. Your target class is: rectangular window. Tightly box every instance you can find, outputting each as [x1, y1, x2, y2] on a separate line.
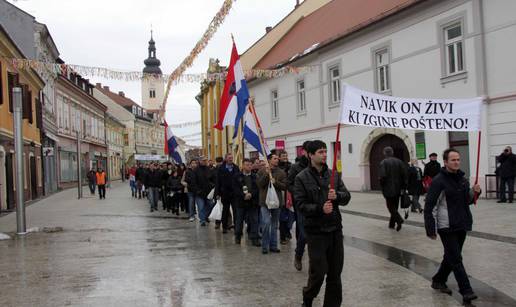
[271, 90, 279, 121]
[64, 102, 69, 130]
[415, 131, 426, 160]
[444, 22, 464, 75]
[329, 66, 340, 105]
[149, 89, 156, 98]
[375, 49, 390, 93]
[297, 80, 306, 114]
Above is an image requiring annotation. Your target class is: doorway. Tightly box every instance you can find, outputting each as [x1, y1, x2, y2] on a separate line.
[369, 134, 409, 190]
[5, 153, 14, 209]
[30, 155, 37, 200]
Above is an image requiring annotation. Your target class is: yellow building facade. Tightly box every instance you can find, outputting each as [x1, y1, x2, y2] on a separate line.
[197, 59, 236, 161]
[0, 26, 45, 210]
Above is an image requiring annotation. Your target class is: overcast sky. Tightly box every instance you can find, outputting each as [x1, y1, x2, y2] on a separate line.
[9, 0, 297, 146]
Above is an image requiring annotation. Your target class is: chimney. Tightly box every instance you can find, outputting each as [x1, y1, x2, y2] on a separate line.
[95, 83, 101, 88]
[118, 91, 125, 97]
[103, 86, 110, 91]
[266, 26, 273, 33]
[295, 0, 300, 8]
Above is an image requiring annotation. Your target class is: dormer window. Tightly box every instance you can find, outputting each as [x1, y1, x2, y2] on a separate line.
[132, 105, 136, 114]
[138, 108, 142, 116]
[143, 110, 147, 117]
[149, 89, 156, 98]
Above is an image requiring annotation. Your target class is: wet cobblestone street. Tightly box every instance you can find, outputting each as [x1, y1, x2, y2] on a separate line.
[1, 182, 515, 306]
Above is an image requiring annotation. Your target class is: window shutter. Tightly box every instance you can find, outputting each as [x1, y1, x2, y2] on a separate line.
[22, 84, 29, 119]
[28, 90, 33, 124]
[36, 92, 42, 129]
[0, 62, 3, 105]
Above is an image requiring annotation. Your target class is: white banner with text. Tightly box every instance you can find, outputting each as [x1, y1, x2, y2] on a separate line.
[340, 85, 482, 131]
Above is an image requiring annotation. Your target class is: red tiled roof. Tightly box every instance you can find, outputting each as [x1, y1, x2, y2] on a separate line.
[96, 84, 138, 108]
[255, 0, 422, 69]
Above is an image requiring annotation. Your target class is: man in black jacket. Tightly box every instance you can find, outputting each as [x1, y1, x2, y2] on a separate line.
[497, 146, 516, 203]
[379, 146, 408, 231]
[135, 163, 144, 199]
[232, 158, 260, 246]
[294, 140, 351, 307]
[146, 163, 163, 212]
[424, 152, 441, 178]
[408, 159, 424, 213]
[288, 140, 311, 271]
[192, 156, 216, 226]
[215, 153, 240, 233]
[424, 149, 481, 305]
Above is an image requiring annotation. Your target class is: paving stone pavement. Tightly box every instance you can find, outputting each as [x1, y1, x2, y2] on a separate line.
[0, 182, 515, 306]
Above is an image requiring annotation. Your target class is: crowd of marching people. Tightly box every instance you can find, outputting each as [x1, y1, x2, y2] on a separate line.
[121, 139, 500, 306]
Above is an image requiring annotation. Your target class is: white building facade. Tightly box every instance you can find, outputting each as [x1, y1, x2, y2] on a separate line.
[247, 0, 516, 192]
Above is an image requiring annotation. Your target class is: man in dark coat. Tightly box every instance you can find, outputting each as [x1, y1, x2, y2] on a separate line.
[278, 150, 294, 245]
[135, 163, 144, 199]
[424, 149, 481, 305]
[424, 152, 441, 178]
[497, 146, 516, 203]
[232, 158, 260, 246]
[294, 140, 351, 307]
[86, 168, 96, 195]
[214, 153, 240, 233]
[146, 163, 163, 212]
[191, 156, 216, 226]
[288, 140, 311, 271]
[379, 146, 408, 231]
[408, 159, 424, 213]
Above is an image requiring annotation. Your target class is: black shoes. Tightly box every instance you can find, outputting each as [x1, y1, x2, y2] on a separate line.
[252, 239, 261, 247]
[463, 293, 478, 305]
[280, 239, 288, 245]
[262, 249, 268, 254]
[294, 255, 302, 271]
[200, 222, 206, 227]
[302, 297, 313, 307]
[235, 237, 241, 244]
[431, 281, 452, 295]
[497, 200, 506, 203]
[396, 221, 403, 232]
[215, 224, 220, 230]
[270, 248, 281, 253]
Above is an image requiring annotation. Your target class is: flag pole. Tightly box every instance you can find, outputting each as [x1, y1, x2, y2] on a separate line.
[249, 98, 273, 180]
[473, 131, 482, 205]
[330, 123, 342, 190]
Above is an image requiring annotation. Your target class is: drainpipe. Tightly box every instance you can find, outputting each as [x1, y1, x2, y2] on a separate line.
[13, 87, 27, 234]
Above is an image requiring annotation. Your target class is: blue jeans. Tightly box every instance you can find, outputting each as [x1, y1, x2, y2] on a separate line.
[187, 192, 196, 218]
[295, 209, 306, 257]
[260, 206, 279, 251]
[149, 187, 160, 210]
[195, 196, 207, 223]
[129, 180, 136, 194]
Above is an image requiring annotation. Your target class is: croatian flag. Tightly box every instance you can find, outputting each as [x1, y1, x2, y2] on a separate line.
[164, 121, 183, 163]
[214, 41, 250, 138]
[243, 105, 269, 156]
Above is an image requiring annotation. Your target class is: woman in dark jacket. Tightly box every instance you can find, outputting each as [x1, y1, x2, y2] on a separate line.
[167, 168, 184, 215]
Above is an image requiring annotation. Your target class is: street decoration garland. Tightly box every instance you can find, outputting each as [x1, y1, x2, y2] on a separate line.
[1, 56, 314, 84]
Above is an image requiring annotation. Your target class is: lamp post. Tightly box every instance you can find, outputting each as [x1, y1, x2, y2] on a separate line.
[13, 87, 26, 234]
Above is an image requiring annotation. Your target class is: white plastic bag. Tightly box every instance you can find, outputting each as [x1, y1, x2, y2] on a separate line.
[209, 199, 223, 220]
[265, 182, 280, 209]
[207, 188, 215, 200]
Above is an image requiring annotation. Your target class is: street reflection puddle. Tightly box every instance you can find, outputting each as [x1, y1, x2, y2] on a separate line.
[344, 235, 516, 306]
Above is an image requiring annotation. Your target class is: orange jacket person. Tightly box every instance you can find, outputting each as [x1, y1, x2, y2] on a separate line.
[96, 168, 107, 199]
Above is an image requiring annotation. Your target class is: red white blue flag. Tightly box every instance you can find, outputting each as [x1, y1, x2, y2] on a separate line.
[214, 42, 250, 137]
